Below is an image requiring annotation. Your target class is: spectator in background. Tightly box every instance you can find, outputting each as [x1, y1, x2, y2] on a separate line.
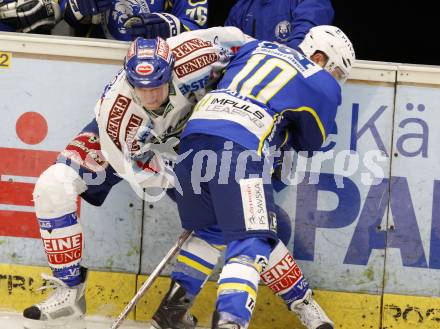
[63, 0, 208, 40]
[0, 0, 208, 40]
[225, 0, 334, 49]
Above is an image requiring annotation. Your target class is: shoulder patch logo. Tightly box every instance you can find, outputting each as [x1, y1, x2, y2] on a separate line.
[275, 20, 292, 42]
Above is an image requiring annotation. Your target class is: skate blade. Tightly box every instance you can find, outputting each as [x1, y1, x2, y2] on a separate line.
[148, 320, 161, 329]
[23, 317, 86, 329]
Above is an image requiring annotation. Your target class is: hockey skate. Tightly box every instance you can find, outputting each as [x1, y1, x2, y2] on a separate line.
[211, 311, 242, 329]
[212, 322, 241, 329]
[290, 289, 334, 329]
[22, 267, 88, 329]
[149, 280, 198, 329]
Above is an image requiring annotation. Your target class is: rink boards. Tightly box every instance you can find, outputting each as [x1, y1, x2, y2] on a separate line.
[2, 263, 440, 328]
[1, 33, 440, 328]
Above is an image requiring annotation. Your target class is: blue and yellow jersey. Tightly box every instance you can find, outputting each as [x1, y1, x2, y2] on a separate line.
[225, 0, 334, 49]
[61, 0, 208, 40]
[182, 40, 341, 155]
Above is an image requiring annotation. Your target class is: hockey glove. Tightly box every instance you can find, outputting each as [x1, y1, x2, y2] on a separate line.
[272, 149, 285, 181]
[272, 142, 294, 182]
[0, 0, 61, 32]
[69, 0, 111, 16]
[123, 12, 182, 40]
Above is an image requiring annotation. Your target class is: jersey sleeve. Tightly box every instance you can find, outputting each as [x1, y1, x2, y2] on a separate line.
[170, 0, 208, 31]
[167, 27, 254, 96]
[178, 26, 254, 50]
[282, 77, 340, 152]
[282, 108, 329, 152]
[288, 0, 334, 49]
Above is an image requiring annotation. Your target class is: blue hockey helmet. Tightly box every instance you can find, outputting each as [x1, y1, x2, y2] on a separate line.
[124, 37, 175, 88]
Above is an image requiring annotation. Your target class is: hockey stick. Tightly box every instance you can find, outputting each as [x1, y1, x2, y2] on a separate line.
[110, 230, 193, 329]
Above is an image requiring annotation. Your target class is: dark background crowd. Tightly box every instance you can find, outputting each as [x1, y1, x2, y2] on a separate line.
[0, 0, 436, 66]
[209, 0, 437, 66]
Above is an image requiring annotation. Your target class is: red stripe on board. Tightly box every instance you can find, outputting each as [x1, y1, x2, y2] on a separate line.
[0, 197, 82, 239]
[0, 147, 58, 177]
[0, 147, 83, 239]
[0, 181, 34, 206]
[0, 210, 40, 238]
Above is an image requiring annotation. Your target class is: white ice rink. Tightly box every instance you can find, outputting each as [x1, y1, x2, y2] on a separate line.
[0, 312, 208, 329]
[0, 312, 149, 329]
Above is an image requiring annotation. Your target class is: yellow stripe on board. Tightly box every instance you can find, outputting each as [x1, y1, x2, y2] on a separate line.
[177, 255, 213, 276]
[136, 277, 382, 329]
[383, 293, 440, 328]
[4, 264, 440, 329]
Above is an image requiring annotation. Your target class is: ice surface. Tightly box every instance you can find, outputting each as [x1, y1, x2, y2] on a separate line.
[0, 312, 208, 329]
[0, 312, 148, 329]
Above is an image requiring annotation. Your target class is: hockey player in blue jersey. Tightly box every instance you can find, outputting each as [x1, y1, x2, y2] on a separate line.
[62, 0, 207, 40]
[0, 0, 206, 39]
[225, 0, 334, 49]
[152, 25, 355, 329]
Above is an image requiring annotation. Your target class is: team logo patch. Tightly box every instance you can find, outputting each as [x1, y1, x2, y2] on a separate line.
[275, 20, 292, 42]
[174, 53, 219, 78]
[135, 63, 154, 75]
[43, 233, 83, 266]
[172, 38, 212, 60]
[261, 251, 303, 294]
[239, 178, 269, 231]
[125, 114, 143, 153]
[61, 132, 108, 172]
[107, 94, 131, 150]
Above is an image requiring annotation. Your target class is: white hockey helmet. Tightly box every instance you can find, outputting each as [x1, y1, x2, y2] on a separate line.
[299, 25, 355, 83]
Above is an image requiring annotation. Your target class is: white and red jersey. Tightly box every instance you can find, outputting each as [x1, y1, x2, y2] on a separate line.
[94, 27, 253, 184]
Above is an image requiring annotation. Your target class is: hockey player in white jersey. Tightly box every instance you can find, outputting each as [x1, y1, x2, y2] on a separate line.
[23, 25, 338, 329]
[22, 26, 251, 327]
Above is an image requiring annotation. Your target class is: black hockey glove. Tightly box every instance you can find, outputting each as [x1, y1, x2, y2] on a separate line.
[0, 0, 61, 32]
[123, 12, 182, 40]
